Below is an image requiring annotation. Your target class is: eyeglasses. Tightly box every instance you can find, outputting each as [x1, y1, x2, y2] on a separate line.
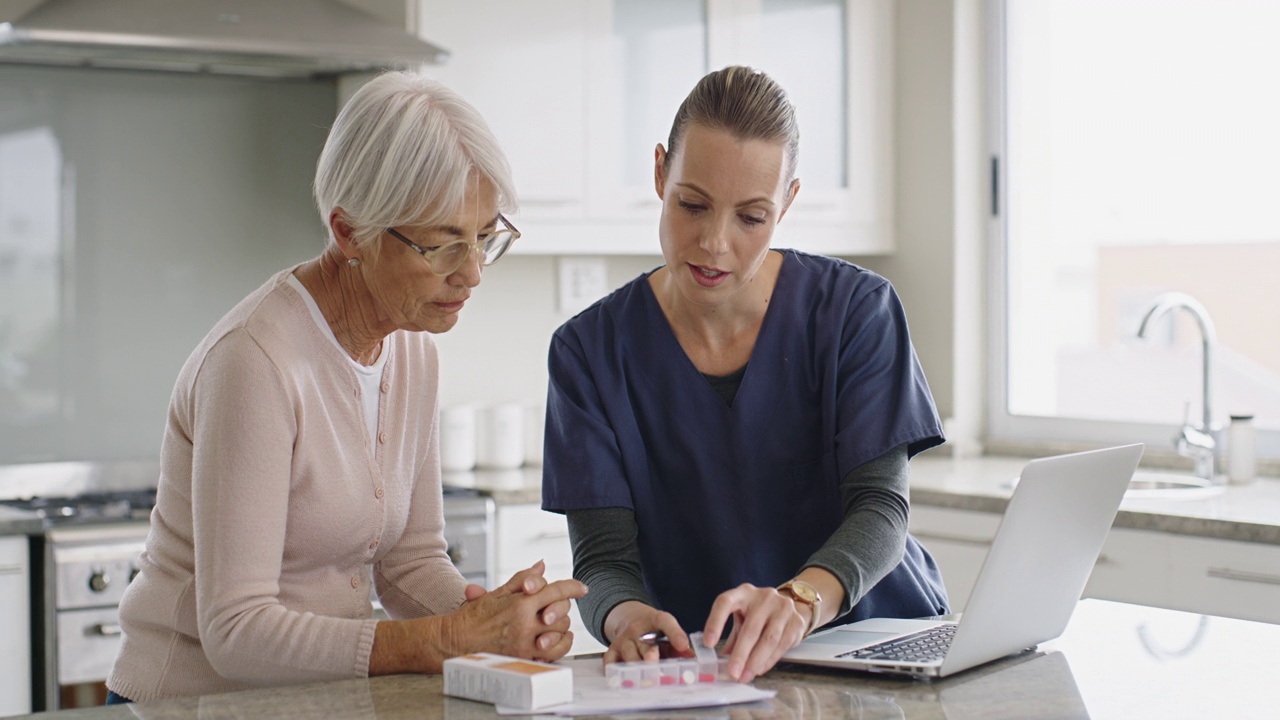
[385, 213, 520, 276]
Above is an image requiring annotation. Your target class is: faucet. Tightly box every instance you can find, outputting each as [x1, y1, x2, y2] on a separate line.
[1136, 292, 1217, 482]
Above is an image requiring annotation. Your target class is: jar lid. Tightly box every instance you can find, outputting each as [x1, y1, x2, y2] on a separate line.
[1229, 414, 1255, 421]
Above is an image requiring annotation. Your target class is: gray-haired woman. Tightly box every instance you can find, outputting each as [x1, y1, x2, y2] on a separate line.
[106, 71, 584, 704]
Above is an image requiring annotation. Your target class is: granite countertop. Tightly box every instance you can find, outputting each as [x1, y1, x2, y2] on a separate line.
[20, 599, 1274, 719]
[449, 455, 1280, 545]
[906, 454, 1280, 545]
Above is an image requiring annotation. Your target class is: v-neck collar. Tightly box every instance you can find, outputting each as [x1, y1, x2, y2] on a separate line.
[637, 249, 788, 466]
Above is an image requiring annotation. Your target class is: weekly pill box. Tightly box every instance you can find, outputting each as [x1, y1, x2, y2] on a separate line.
[443, 653, 573, 710]
[606, 634, 731, 690]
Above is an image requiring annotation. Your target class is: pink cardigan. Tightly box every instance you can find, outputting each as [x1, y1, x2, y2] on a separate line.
[109, 268, 468, 702]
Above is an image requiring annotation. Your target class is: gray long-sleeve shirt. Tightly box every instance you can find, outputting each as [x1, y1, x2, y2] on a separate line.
[567, 444, 910, 644]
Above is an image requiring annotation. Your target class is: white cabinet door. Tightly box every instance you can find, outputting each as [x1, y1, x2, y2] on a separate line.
[0, 536, 32, 716]
[416, 0, 894, 256]
[1083, 528, 1172, 608]
[418, 0, 589, 222]
[494, 504, 607, 656]
[908, 506, 1000, 611]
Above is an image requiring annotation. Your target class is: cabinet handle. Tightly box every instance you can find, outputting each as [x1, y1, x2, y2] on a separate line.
[910, 531, 991, 548]
[1206, 567, 1280, 586]
[92, 623, 123, 637]
[0, 564, 23, 575]
[532, 530, 570, 541]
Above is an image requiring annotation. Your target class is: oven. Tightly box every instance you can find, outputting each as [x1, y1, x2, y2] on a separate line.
[5, 484, 494, 712]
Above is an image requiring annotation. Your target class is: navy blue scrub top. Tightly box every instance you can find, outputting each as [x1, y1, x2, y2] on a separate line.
[542, 250, 948, 631]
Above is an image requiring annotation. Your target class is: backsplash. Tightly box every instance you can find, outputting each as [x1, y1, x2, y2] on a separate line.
[0, 65, 335, 463]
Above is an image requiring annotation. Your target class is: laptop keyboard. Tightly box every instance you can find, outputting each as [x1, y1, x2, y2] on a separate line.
[837, 624, 958, 663]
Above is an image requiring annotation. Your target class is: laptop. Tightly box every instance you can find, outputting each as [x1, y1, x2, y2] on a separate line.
[782, 443, 1144, 679]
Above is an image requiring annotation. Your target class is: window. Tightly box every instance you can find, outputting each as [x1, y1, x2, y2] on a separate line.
[989, 0, 1280, 460]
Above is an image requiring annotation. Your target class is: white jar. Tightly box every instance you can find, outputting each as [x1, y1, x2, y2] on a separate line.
[1227, 414, 1255, 485]
[476, 403, 525, 470]
[439, 404, 478, 472]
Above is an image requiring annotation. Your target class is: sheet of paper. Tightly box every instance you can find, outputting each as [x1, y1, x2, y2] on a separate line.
[494, 657, 776, 716]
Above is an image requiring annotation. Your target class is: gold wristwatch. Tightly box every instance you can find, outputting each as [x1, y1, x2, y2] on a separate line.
[778, 579, 823, 637]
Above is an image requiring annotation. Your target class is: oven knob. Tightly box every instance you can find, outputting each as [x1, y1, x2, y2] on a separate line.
[446, 544, 467, 564]
[89, 571, 110, 593]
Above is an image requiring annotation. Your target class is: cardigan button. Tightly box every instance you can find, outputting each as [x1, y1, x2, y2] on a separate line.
[350, 575, 359, 589]
[380, 381, 391, 393]
[378, 432, 388, 444]
[374, 486, 384, 499]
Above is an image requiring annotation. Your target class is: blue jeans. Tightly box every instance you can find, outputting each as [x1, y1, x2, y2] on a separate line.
[105, 690, 132, 705]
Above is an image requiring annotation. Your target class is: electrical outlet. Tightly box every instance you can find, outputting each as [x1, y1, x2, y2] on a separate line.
[557, 257, 608, 315]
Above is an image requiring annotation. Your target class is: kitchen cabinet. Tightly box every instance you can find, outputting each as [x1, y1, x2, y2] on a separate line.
[415, 0, 894, 256]
[0, 535, 32, 716]
[908, 506, 1001, 611]
[493, 504, 608, 656]
[910, 506, 1280, 625]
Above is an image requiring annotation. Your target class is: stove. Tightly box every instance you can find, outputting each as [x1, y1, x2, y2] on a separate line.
[0, 489, 157, 527]
[1, 483, 492, 711]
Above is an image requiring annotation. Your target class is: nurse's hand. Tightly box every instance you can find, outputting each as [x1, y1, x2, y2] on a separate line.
[602, 600, 693, 664]
[703, 584, 809, 683]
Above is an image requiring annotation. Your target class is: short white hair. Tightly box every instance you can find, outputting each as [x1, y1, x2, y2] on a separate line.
[313, 71, 516, 248]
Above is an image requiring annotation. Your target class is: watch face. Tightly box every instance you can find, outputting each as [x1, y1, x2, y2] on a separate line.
[784, 581, 819, 604]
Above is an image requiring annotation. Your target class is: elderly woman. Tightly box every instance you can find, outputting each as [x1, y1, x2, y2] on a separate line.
[107, 72, 584, 704]
[542, 66, 948, 684]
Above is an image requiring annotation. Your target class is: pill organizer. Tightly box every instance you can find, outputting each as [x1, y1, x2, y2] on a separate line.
[605, 632, 730, 689]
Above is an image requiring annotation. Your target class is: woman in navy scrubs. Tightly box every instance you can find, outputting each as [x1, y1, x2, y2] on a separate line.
[542, 66, 948, 683]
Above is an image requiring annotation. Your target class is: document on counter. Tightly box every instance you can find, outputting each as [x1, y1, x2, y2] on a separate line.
[494, 657, 776, 716]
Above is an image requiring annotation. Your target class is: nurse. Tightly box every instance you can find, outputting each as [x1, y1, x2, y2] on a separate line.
[541, 66, 949, 684]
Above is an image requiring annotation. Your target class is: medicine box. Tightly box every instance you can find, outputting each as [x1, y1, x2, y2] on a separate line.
[443, 653, 573, 710]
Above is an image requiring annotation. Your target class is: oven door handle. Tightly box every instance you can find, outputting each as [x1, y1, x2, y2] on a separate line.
[91, 623, 124, 637]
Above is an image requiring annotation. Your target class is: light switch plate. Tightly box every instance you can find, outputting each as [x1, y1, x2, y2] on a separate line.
[557, 257, 608, 315]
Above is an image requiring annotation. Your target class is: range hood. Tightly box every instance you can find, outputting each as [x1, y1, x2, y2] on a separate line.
[0, 0, 449, 78]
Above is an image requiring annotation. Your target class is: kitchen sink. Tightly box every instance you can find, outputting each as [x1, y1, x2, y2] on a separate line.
[1122, 471, 1225, 500]
[1005, 471, 1226, 500]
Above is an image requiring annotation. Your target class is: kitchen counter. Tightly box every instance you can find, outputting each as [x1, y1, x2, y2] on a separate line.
[0, 505, 43, 535]
[449, 454, 1280, 545]
[907, 454, 1280, 545]
[16, 599, 1273, 718]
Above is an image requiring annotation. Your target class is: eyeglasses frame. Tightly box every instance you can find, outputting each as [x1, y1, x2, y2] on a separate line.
[385, 213, 520, 276]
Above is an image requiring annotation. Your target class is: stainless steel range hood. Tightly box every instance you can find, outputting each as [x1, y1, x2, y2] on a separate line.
[0, 0, 448, 78]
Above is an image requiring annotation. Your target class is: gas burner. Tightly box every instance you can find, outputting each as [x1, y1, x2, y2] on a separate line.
[0, 489, 157, 525]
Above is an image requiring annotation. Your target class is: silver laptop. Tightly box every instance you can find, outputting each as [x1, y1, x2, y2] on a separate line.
[782, 443, 1144, 679]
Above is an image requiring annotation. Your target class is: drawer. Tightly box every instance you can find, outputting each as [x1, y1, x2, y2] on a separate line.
[1165, 536, 1280, 625]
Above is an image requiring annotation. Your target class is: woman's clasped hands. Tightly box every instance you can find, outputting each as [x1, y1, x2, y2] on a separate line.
[453, 560, 587, 662]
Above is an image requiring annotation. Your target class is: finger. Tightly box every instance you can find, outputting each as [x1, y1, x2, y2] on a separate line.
[529, 578, 588, 606]
[704, 585, 752, 648]
[534, 631, 564, 653]
[608, 636, 651, 663]
[654, 614, 693, 656]
[463, 584, 487, 602]
[498, 561, 549, 596]
[541, 598, 572, 627]
[725, 607, 771, 682]
[537, 630, 575, 662]
[739, 615, 790, 683]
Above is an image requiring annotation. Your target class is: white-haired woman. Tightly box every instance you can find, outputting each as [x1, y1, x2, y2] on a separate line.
[106, 72, 585, 704]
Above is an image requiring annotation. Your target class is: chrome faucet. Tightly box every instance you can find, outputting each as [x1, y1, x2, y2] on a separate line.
[1136, 292, 1218, 482]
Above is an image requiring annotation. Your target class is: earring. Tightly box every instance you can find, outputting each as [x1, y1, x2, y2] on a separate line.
[347, 257, 361, 268]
